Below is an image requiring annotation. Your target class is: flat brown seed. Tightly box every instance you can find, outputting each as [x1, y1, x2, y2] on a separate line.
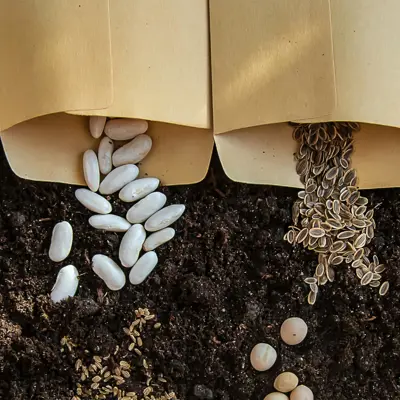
[369, 280, 380, 288]
[297, 228, 309, 243]
[352, 219, 366, 228]
[375, 264, 386, 273]
[354, 248, 364, 260]
[325, 166, 339, 180]
[308, 290, 317, 305]
[331, 255, 344, 266]
[315, 263, 325, 277]
[309, 228, 325, 238]
[318, 275, 328, 285]
[379, 281, 389, 296]
[372, 273, 382, 281]
[310, 283, 319, 293]
[356, 268, 364, 279]
[361, 271, 373, 286]
[354, 233, 367, 249]
[333, 200, 340, 215]
[352, 259, 363, 268]
[326, 219, 343, 229]
[330, 240, 346, 253]
[304, 277, 317, 285]
[338, 231, 356, 240]
[327, 266, 335, 282]
[349, 191, 360, 205]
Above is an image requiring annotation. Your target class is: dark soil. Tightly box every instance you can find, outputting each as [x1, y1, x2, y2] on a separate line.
[0, 142, 399, 400]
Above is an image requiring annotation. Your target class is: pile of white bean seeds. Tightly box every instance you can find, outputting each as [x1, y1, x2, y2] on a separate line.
[50, 117, 185, 303]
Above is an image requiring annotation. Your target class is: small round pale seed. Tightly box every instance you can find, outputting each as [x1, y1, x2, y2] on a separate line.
[264, 393, 289, 400]
[274, 372, 299, 393]
[290, 385, 314, 400]
[250, 343, 277, 371]
[280, 317, 308, 345]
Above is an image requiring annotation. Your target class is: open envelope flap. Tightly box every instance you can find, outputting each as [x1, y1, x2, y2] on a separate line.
[0, 0, 113, 131]
[215, 123, 400, 189]
[1, 113, 214, 186]
[210, 0, 336, 134]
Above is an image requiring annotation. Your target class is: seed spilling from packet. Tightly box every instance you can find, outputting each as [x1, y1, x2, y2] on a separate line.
[284, 122, 389, 303]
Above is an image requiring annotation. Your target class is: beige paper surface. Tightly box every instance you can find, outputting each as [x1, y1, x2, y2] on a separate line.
[209, 0, 336, 134]
[1, 113, 214, 186]
[215, 123, 400, 189]
[297, 0, 400, 127]
[72, 0, 210, 129]
[0, 0, 112, 131]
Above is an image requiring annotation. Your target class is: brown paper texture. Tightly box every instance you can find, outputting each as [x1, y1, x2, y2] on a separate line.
[71, 0, 210, 129]
[0, 0, 112, 131]
[296, 0, 400, 126]
[209, 0, 336, 134]
[215, 123, 400, 189]
[1, 113, 214, 186]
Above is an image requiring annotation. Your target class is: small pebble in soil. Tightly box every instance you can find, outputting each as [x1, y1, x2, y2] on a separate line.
[89, 116, 106, 139]
[98, 136, 114, 175]
[129, 251, 158, 285]
[104, 118, 148, 140]
[145, 204, 186, 232]
[112, 134, 152, 167]
[143, 227, 175, 251]
[88, 214, 131, 232]
[119, 177, 160, 202]
[290, 385, 314, 400]
[50, 265, 79, 303]
[274, 371, 299, 393]
[193, 384, 214, 399]
[99, 164, 139, 195]
[119, 224, 146, 267]
[250, 343, 277, 371]
[75, 188, 112, 214]
[82, 149, 100, 192]
[92, 254, 126, 290]
[126, 192, 167, 224]
[264, 393, 289, 400]
[48, 221, 73, 262]
[280, 317, 308, 345]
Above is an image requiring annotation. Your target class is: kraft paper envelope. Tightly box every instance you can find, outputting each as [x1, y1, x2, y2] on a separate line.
[1, 0, 214, 186]
[72, 0, 211, 130]
[0, 0, 113, 131]
[211, 0, 400, 189]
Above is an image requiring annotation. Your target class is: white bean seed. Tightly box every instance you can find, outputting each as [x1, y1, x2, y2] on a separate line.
[51, 265, 79, 303]
[99, 164, 139, 195]
[48, 221, 73, 262]
[264, 393, 289, 400]
[104, 118, 148, 140]
[144, 205, 185, 232]
[89, 116, 106, 139]
[112, 134, 152, 167]
[290, 385, 314, 400]
[274, 372, 299, 393]
[119, 224, 146, 268]
[250, 343, 277, 371]
[119, 178, 159, 203]
[98, 137, 114, 175]
[126, 192, 166, 223]
[143, 228, 175, 251]
[83, 150, 100, 192]
[129, 251, 158, 285]
[89, 215, 131, 232]
[75, 188, 112, 214]
[280, 317, 308, 345]
[92, 254, 126, 291]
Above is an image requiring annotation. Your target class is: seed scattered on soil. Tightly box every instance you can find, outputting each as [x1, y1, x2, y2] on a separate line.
[250, 343, 277, 371]
[379, 281, 389, 296]
[280, 317, 308, 345]
[285, 122, 389, 302]
[48, 221, 73, 262]
[264, 393, 289, 400]
[273, 371, 299, 393]
[290, 384, 314, 400]
[50, 265, 79, 303]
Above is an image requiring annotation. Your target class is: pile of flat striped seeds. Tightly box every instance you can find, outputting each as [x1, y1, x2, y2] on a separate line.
[284, 122, 389, 305]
